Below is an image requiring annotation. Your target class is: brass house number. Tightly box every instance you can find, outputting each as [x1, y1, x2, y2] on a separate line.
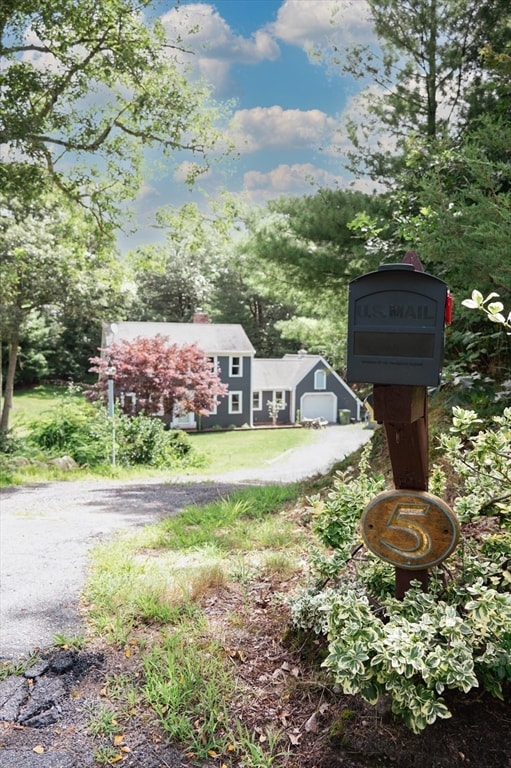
[361, 490, 460, 570]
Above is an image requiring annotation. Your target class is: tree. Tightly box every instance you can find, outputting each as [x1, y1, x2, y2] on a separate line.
[332, 0, 511, 183]
[0, 192, 126, 431]
[88, 335, 227, 423]
[236, 188, 390, 366]
[0, 0, 224, 221]
[130, 203, 232, 323]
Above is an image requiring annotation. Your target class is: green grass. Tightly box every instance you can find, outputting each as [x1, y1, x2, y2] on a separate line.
[10, 384, 83, 430]
[1, 385, 318, 486]
[84, 482, 305, 765]
[186, 427, 316, 475]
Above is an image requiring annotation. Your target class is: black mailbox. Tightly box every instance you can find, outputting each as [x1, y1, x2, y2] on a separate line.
[346, 264, 448, 386]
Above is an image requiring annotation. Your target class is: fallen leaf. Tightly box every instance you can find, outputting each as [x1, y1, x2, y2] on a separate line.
[33, 745, 45, 754]
[305, 712, 319, 733]
[124, 647, 131, 658]
[113, 734, 125, 746]
[288, 731, 301, 746]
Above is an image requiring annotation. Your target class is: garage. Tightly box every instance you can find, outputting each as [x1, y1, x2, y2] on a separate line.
[300, 393, 337, 422]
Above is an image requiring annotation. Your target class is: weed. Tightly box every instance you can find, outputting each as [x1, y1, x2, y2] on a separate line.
[53, 632, 87, 650]
[143, 627, 234, 758]
[87, 703, 121, 737]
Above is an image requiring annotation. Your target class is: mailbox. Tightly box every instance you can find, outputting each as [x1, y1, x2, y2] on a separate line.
[346, 264, 448, 386]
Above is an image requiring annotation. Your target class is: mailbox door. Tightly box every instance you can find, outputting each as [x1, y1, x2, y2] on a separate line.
[346, 265, 447, 386]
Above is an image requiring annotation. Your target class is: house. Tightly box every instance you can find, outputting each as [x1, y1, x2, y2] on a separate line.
[252, 354, 363, 426]
[101, 316, 362, 429]
[102, 315, 255, 429]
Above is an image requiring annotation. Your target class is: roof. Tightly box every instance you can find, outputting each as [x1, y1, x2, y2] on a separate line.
[252, 355, 326, 390]
[102, 321, 255, 356]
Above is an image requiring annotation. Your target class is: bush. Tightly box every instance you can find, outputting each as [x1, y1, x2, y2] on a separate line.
[30, 398, 110, 465]
[115, 413, 204, 469]
[288, 408, 511, 733]
[28, 392, 205, 469]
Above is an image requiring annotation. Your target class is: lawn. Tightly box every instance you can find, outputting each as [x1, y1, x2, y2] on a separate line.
[3, 385, 317, 482]
[186, 427, 316, 475]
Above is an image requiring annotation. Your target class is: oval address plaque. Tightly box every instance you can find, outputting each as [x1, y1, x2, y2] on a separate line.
[361, 490, 460, 570]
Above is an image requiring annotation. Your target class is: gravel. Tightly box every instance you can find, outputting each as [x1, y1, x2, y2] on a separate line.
[0, 424, 372, 661]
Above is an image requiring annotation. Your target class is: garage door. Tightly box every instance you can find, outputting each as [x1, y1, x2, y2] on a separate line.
[301, 393, 337, 422]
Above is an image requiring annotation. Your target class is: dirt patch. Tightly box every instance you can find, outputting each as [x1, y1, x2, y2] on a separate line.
[1, 580, 510, 768]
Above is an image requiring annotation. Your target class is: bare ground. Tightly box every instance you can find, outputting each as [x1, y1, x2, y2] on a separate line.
[2, 566, 510, 768]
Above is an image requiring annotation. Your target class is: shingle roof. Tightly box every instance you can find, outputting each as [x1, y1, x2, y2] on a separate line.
[252, 355, 324, 390]
[102, 321, 255, 356]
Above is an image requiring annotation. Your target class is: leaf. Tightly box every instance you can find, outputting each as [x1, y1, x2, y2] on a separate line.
[33, 745, 45, 754]
[113, 734, 125, 746]
[288, 731, 302, 746]
[305, 712, 319, 733]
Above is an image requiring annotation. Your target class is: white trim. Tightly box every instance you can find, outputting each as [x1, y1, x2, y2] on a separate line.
[229, 356, 243, 377]
[314, 369, 327, 390]
[300, 392, 337, 422]
[229, 391, 243, 414]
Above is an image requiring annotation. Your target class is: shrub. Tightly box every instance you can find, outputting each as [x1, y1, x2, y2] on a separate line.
[288, 407, 511, 733]
[28, 391, 205, 469]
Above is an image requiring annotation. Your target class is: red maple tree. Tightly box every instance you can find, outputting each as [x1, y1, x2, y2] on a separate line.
[88, 335, 228, 422]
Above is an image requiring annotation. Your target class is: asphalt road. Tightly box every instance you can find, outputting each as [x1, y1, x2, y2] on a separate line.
[0, 424, 372, 661]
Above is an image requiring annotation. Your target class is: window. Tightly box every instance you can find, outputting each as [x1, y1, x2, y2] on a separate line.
[274, 390, 285, 405]
[252, 391, 262, 410]
[209, 397, 218, 415]
[230, 356, 242, 377]
[314, 369, 327, 390]
[229, 391, 242, 414]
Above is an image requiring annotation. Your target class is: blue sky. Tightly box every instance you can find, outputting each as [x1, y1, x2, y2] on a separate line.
[119, 0, 377, 252]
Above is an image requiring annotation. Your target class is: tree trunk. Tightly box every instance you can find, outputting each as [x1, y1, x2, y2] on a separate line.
[0, 332, 19, 433]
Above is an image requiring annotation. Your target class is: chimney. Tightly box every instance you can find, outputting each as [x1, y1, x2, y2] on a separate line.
[193, 308, 210, 324]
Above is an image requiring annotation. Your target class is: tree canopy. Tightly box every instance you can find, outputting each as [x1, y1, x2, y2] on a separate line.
[0, 192, 126, 430]
[0, 0, 224, 220]
[89, 335, 227, 423]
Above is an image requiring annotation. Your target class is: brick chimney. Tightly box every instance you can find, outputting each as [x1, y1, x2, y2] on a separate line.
[192, 308, 210, 324]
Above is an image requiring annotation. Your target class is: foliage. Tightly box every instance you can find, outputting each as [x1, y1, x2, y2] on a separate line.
[0, 191, 127, 431]
[440, 406, 511, 522]
[237, 189, 389, 366]
[28, 386, 203, 468]
[115, 413, 200, 468]
[0, 0, 224, 221]
[88, 335, 227, 423]
[462, 290, 511, 331]
[325, 0, 511, 183]
[289, 407, 511, 733]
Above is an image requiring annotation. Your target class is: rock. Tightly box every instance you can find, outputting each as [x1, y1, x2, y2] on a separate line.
[24, 660, 50, 679]
[47, 455, 78, 470]
[0, 675, 27, 721]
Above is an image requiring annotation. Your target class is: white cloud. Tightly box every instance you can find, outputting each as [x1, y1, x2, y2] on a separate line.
[160, 3, 279, 88]
[229, 105, 338, 153]
[242, 162, 346, 204]
[270, 0, 373, 50]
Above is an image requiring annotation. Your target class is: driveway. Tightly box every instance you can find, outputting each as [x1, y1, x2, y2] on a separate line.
[0, 424, 372, 661]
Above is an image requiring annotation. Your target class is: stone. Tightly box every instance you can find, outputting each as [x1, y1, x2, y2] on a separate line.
[0, 675, 27, 721]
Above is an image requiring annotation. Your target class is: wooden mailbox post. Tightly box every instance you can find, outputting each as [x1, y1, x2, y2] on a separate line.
[346, 254, 458, 598]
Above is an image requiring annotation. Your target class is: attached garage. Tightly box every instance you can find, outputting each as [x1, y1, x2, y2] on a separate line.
[252, 354, 363, 426]
[300, 392, 337, 422]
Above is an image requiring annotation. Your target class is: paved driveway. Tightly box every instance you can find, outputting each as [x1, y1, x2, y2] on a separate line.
[0, 424, 372, 660]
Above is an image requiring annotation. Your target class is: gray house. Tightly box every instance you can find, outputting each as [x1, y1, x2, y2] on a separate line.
[252, 354, 363, 426]
[102, 316, 255, 429]
[101, 317, 362, 429]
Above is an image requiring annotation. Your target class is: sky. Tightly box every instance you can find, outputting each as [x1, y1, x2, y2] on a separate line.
[118, 0, 378, 252]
